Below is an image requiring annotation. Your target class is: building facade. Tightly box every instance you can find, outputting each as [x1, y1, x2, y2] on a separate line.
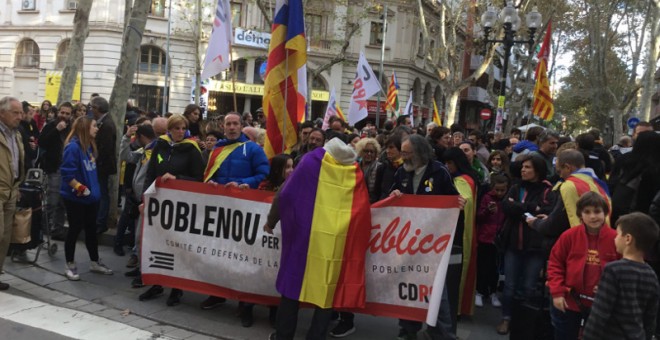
[0, 0, 470, 127]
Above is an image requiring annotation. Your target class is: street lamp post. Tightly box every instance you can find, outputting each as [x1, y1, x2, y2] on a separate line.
[481, 1, 542, 132]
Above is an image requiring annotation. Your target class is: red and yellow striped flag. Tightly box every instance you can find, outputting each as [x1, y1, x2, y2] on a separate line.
[385, 72, 400, 112]
[532, 21, 554, 121]
[432, 98, 442, 126]
[263, 0, 307, 159]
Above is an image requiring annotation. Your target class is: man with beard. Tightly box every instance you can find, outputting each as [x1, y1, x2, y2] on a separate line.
[38, 101, 73, 239]
[391, 134, 464, 340]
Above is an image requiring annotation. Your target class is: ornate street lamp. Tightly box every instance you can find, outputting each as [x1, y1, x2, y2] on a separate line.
[481, 2, 542, 132]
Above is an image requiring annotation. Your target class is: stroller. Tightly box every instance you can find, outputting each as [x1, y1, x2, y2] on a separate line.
[9, 168, 58, 263]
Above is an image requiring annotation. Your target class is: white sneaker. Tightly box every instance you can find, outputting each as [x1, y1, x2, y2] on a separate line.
[475, 293, 484, 307]
[65, 262, 80, 281]
[90, 260, 113, 275]
[491, 293, 502, 307]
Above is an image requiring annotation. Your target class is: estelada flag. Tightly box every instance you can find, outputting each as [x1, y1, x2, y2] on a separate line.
[263, 0, 307, 158]
[275, 144, 371, 308]
[432, 98, 442, 126]
[532, 20, 554, 121]
[385, 72, 400, 112]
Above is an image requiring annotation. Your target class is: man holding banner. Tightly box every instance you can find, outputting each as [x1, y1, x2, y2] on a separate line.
[201, 112, 270, 326]
[391, 134, 463, 340]
[264, 138, 371, 340]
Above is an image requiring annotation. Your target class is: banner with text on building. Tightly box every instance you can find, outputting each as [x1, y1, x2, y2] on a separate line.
[141, 179, 459, 324]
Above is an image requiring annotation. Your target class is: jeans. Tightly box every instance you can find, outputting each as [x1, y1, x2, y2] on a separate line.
[64, 199, 99, 263]
[502, 248, 545, 319]
[96, 175, 110, 231]
[425, 284, 457, 340]
[274, 295, 333, 340]
[550, 304, 584, 340]
[46, 171, 66, 231]
[114, 197, 136, 248]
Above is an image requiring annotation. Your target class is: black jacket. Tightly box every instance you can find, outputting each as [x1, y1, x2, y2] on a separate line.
[374, 158, 402, 201]
[96, 114, 117, 177]
[392, 160, 459, 196]
[38, 120, 70, 174]
[500, 180, 555, 252]
[144, 138, 204, 188]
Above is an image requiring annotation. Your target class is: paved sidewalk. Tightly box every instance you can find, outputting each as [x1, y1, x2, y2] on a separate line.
[3, 239, 505, 339]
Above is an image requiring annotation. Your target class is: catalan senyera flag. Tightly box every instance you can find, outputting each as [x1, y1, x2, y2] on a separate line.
[263, 0, 307, 159]
[455, 174, 477, 316]
[276, 144, 371, 308]
[432, 98, 442, 126]
[532, 20, 554, 121]
[385, 72, 400, 112]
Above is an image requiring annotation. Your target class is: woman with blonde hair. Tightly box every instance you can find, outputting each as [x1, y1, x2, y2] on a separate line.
[60, 116, 113, 281]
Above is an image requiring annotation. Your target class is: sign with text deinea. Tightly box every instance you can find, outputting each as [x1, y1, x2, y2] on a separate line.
[233, 28, 271, 49]
[141, 179, 459, 325]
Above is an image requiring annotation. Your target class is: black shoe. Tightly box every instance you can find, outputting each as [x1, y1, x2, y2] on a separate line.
[268, 306, 278, 329]
[330, 320, 356, 338]
[113, 246, 125, 257]
[166, 289, 182, 306]
[131, 277, 144, 288]
[240, 306, 254, 327]
[0, 282, 9, 290]
[331, 311, 340, 321]
[139, 285, 163, 301]
[97, 226, 108, 235]
[268, 332, 277, 340]
[125, 268, 140, 277]
[200, 296, 226, 310]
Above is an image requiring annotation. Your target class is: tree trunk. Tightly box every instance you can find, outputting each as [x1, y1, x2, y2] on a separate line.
[446, 91, 460, 125]
[56, 0, 93, 105]
[107, 0, 150, 228]
[639, 1, 660, 121]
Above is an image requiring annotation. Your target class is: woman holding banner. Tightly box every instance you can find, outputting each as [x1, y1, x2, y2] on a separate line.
[139, 114, 204, 306]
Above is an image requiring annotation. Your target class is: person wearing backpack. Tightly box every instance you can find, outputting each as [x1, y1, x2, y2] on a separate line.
[608, 131, 660, 225]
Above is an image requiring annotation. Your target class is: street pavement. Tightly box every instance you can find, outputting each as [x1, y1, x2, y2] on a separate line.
[2, 238, 505, 340]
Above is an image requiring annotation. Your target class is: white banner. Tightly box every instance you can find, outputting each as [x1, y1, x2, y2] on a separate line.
[141, 179, 459, 323]
[403, 90, 413, 116]
[201, 0, 232, 80]
[233, 28, 271, 50]
[348, 52, 383, 125]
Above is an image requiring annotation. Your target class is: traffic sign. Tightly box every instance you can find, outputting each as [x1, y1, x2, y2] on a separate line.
[627, 117, 640, 129]
[480, 108, 492, 120]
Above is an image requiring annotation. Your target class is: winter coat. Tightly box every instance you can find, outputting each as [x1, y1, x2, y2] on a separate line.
[59, 137, 101, 204]
[476, 190, 506, 244]
[499, 180, 555, 251]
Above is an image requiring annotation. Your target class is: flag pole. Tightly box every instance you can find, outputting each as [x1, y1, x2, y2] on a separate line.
[375, 3, 388, 129]
[230, 43, 238, 112]
[282, 49, 288, 154]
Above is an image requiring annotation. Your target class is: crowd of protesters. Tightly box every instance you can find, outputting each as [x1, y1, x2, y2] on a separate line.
[2, 93, 660, 340]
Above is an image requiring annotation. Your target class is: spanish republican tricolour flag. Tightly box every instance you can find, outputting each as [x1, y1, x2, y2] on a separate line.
[276, 141, 372, 308]
[263, 0, 307, 159]
[532, 20, 554, 121]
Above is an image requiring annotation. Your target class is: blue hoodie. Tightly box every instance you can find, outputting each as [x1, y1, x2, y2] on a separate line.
[60, 137, 101, 204]
[207, 133, 269, 188]
[512, 140, 539, 154]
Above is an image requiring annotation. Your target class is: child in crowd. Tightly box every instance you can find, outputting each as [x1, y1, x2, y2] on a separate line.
[546, 192, 620, 340]
[583, 212, 660, 340]
[475, 175, 509, 307]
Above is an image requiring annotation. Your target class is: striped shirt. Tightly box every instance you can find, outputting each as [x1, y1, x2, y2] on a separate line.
[583, 259, 659, 340]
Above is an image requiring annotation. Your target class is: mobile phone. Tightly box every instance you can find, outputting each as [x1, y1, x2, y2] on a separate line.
[524, 212, 534, 219]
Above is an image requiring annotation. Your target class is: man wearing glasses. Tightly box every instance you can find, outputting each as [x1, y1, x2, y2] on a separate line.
[0, 96, 25, 290]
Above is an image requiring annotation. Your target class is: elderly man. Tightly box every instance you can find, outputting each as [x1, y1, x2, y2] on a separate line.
[89, 96, 117, 234]
[527, 149, 610, 246]
[0, 96, 25, 290]
[391, 134, 463, 340]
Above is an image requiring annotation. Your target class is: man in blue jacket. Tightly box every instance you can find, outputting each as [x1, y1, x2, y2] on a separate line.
[200, 111, 269, 327]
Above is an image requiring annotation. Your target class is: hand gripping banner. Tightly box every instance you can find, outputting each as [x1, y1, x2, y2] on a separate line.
[141, 179, 459, 324]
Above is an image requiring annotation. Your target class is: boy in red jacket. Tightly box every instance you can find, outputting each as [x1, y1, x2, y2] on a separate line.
[547, 191, 620, 340]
